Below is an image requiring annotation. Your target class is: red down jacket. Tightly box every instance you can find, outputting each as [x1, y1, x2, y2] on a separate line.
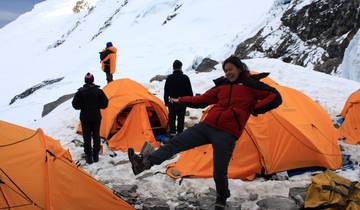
[179, 76, 282, 137]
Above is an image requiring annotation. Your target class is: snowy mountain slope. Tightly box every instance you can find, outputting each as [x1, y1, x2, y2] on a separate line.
[0, 0, 275, 126]
[1, 0, 360, 208]
[34, 58, 360, 209]
[234, 0, 360, 75]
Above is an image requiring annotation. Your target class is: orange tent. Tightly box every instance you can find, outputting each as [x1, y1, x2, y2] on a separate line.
[100, 79, 168, 152]
[339, 89, 360, 144]
[0, 120, 134, 210]
[167, 80, 341, 181]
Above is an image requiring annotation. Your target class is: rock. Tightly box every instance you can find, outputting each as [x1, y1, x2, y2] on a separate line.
[314, 57, 341, 74]
[198, 195, 215, 210]
[175, 202, 197, 210]
[112, 184, 137, 194]
[257, 196, 300, 210]
[227, 201, 242, 210]
[288, 187, 307, 207]
[270, 171, 289, 181]
[42, 93, 75, 117]
[72, 0, 90, 13]
[142, 198, 170, 210]
[108, 160, 129, 166]
[187, 197, 199, 206]
[9, 77, 64, 105]
[150, 75, 167, 82]
[112, 184, 140, 206]
[234, 0, 360, 74]
[249, 192, 259, 201]
[71, 139, 84, 147]
[293, 195, 304, 208]
[205, 187, 217, 197]
[178, 190, 195, 199]
[136, 172, 155, 180]
[195, 58, 219, 72]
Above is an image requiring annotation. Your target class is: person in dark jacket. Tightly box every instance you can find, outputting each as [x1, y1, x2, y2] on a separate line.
[100, 42, 117, 83]
[72, 72, 109, 164]
[164, 60, 193, 135]
[128, 56, 282, 210]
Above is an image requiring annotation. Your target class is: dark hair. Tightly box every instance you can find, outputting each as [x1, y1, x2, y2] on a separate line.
[173, 60, 182, 70]
[222, 55, 249, 73]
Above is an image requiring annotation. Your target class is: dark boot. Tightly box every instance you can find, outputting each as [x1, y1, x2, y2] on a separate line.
[214, 203, 226, 210]
[128, 148, 152, 175]
[214, 196, 226, 210]
[85, 154, 93, 164]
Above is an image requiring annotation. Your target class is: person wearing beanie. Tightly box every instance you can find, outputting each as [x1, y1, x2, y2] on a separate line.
[72, 72, 109, 164]
[163, 59, 193, 136]
[99, 42, 117, 83]
[128, 56, 282, 210]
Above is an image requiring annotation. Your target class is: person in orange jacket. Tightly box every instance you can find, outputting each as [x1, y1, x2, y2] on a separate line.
[100, 42, 117, 83]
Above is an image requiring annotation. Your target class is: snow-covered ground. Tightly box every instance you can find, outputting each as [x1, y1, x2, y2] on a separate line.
[1, 0, 360, 209]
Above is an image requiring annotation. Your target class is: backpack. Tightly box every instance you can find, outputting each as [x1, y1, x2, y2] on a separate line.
[305, 170, 360, 210]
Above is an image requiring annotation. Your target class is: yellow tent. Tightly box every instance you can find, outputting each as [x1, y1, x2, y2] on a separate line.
[100, 79, 168, 152]
[167, 80, 341, 180]
[339, 89, 360, 144]
[0, 120, 134, 210]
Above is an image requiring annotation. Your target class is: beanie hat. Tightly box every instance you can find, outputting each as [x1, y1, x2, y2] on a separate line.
[106, 42, 113, 48]
[84, 72, 94, 84]
[173, 60, 182, 70]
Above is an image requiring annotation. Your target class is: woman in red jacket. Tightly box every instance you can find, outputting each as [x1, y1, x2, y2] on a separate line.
[128, 55, 282, 209]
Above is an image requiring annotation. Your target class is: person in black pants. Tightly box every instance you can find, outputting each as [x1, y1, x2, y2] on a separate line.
[164, 60, 193, 135]
[100, 42, 117, 83]
[72, 73, 108, 164]
[128, 56, 282, 210]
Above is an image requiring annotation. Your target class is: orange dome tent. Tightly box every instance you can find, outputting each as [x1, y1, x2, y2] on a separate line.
[100, 79, 168, 152]
[339, 89, 360, 144]
[167, 79, 341, 181]
[0, 120, 134, 210]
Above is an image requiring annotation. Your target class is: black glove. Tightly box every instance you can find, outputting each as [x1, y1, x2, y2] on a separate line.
[250, 108, 258, 117]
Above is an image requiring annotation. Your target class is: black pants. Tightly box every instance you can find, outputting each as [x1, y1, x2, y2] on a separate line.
[104, 67, 113, 83]
[168, 105, 186, 134]
[105, 71, 113, 83]
[150, 123, 237, 199]
[81, 121, 101, 156]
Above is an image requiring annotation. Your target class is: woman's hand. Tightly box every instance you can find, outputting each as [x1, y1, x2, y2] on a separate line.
[169, 97, 180, 103]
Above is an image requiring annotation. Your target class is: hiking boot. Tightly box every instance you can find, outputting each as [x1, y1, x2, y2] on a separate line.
[128, 148, 152, 175]
[214, 203, 226, 210]
[85, 154, 93, 164]
[214, 196, 226, 210]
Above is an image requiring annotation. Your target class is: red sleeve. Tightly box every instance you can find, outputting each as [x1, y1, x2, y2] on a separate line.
[179, 87, 219, 104]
